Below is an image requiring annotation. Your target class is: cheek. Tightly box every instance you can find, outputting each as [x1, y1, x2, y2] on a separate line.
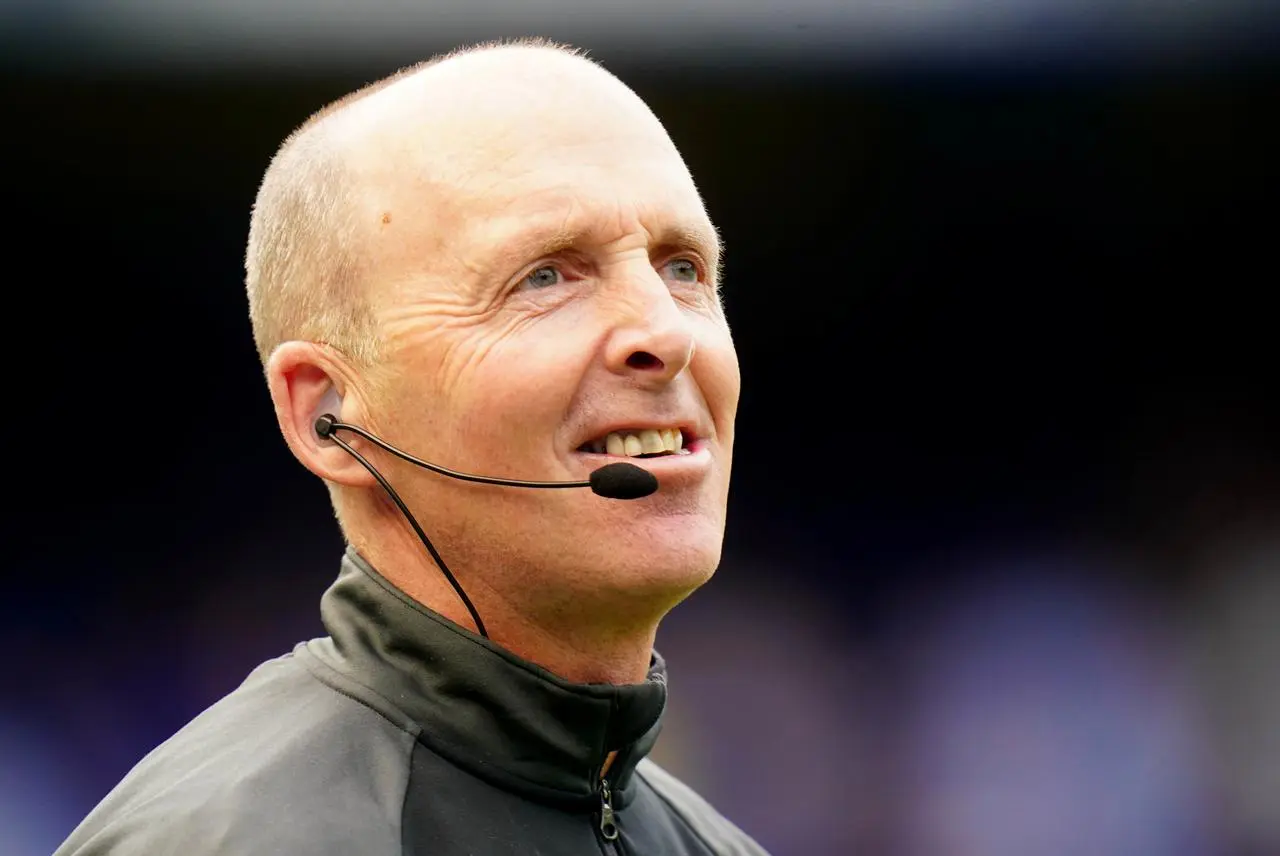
[376, 319, 584, 461]
[451, 327, 595, 452]
[697, 325, 742, 426]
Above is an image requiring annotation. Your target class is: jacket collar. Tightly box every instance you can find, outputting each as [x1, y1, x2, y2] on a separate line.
[308, 548, 667, 805]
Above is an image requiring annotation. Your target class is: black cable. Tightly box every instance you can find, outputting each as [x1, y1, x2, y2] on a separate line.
[324, 419, 592, 490]
[324, 428, 489, 639]
[315, 414, 658, 637]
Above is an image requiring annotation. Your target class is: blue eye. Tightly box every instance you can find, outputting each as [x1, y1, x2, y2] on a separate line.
[524, 265, 563, 289]
[662, 259, 700, 284]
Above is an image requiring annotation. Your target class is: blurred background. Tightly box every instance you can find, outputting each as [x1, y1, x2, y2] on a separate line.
[3, 1, 1278, 853]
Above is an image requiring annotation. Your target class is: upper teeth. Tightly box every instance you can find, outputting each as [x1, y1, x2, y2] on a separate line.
[598, 428, 685, 457]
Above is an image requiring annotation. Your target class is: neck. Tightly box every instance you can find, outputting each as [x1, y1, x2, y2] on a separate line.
[347, 510, 660, 686]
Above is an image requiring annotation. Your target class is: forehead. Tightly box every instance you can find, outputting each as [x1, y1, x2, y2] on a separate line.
[459, 148, 714, 254]
[340, 52, 718, 284]
[370, 106, 714, 278]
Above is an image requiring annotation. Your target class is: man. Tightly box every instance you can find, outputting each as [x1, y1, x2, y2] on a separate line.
[57, 38, 765, 855]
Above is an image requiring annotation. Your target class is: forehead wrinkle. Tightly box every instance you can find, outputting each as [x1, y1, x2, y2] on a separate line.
[484, 210, 720, 271]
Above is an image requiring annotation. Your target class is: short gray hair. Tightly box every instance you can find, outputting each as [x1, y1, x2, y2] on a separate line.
[243, 38, 593, 370]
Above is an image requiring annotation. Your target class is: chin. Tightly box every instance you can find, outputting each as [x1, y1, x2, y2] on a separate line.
[515, 506, 727, 620]
[590, 528, 724, 607]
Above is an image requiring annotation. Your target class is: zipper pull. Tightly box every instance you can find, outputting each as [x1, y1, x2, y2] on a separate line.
[598, 777, 619, 841]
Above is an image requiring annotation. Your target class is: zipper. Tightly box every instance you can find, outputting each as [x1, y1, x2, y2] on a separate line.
[598, 777, 619, 843]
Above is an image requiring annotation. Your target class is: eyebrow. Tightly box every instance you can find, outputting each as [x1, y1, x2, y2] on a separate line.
[519, 221, 724, 277]
[654, 223, 724, 272]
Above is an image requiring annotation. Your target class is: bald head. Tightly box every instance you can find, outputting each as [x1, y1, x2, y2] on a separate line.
[254, 38, 734, 659]
[244, 39, 678, 370]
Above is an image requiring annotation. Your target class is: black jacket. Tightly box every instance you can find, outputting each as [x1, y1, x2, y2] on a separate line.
[56, 550, 770, 855]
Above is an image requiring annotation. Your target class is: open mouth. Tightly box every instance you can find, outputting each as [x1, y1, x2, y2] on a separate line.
[576, 427, 692, 459]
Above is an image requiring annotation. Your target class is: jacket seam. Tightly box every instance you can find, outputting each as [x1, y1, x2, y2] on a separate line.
[635, 769, 720, 855]
[400, 737, 415, 856]
[297, 644, 422, 737]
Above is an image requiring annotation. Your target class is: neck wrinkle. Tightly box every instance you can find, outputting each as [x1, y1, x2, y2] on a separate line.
[347, 510, 661, 686]
[483, 600, 660, 686]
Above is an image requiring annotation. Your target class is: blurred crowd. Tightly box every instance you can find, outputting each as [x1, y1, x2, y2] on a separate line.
[7, 471, 1279, 855]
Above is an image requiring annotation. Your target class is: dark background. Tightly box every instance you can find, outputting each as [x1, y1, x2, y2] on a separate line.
[4, 7, 1279, 854]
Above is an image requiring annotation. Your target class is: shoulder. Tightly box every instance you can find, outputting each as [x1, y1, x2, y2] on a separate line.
[634, 758, 772, 856]
[56, 647, 415, 856]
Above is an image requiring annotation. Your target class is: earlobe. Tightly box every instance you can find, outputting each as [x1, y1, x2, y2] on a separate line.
[264, 342, 376, 488]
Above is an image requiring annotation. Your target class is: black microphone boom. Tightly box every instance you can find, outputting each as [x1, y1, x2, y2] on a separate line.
[312, 413, 659, 639]
[314, 414, 657, 499]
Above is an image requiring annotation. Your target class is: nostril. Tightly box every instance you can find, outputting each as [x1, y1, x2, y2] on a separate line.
[626, 351, 663, 370]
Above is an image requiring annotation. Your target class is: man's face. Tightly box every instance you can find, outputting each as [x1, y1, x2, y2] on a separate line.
[351, 60, 739, 623]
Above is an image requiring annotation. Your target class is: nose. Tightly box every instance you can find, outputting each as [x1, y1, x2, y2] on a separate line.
[603, 276, 696, 386]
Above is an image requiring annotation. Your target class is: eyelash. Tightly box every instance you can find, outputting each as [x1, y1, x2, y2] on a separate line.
[515, 254, 707, 296]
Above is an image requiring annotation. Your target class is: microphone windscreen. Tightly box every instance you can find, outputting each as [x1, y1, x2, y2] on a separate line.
[589, 462, 659, 499]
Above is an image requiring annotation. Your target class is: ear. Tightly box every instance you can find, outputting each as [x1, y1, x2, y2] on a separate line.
[265, 341, 377, 489]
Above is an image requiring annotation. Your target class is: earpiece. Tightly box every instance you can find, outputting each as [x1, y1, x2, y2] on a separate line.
[314, 386, 343, 440]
